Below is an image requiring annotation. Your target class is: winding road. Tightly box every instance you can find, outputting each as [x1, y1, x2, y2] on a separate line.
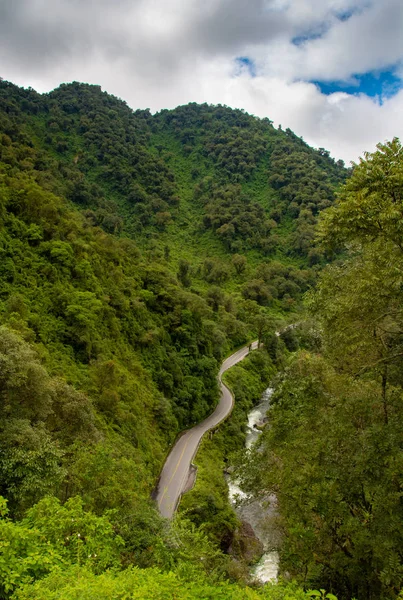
[155, 340, 259, 519]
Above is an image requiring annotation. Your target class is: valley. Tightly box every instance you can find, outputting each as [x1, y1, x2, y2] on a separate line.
[1, 78, 402, 599]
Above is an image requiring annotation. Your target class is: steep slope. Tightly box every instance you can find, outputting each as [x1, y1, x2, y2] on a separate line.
[152, 103, 346, 263]
[239, 140, 403, 600]
[1, 80, 347, 258]
[0, 78, 347, 594]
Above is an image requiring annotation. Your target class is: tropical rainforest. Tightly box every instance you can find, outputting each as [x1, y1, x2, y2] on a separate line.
[0, 77, 401, 599]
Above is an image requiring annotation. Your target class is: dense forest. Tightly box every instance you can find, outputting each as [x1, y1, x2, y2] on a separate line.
[240, 139, 403, 600]
[2, 78, 400, 599]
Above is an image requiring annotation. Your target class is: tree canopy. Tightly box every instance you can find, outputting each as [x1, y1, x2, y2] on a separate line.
[0, 78, 350, 599]
[241, 139, 403, 600]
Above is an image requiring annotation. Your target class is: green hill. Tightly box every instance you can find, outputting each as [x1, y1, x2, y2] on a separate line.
[0, 78, 347, 599]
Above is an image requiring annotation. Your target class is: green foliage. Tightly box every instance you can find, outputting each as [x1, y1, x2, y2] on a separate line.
[196, 179, 275, 252]
[243, 353, 403, 599]
[12, 566, 319, 600]
[0, 326, 96, 514]
[0, 496, 62, 597]
[313, 139, 403, 406]
[232, 253, 247, 275]
[153, 103, 345, 261]
[179, 347, 278, 560]
[242, 139, 403, 600]
[154, 103, 268, 184]
[221, 348, 277, 455]
[268, 129, 347, 259]
[0, 78, 348, 597]
[23, 496, 124, 572]
[0, 495, 122, 597]
[179, 438, 240, 549]
[317, 138, 403, 253]
[1, 493, 328, 599]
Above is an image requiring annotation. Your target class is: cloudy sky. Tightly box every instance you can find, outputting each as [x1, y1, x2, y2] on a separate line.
[1, 0, 402, 163]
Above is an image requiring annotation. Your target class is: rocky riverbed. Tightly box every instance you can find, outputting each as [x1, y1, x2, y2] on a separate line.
[228, 387, 280, 583]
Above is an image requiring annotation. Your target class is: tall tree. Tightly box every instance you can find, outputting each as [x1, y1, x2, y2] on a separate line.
[242, 139, 403, 600]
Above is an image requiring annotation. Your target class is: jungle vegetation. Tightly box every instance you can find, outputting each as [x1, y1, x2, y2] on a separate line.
[239, 139, 403, 600]
[0, 77, 384, 599]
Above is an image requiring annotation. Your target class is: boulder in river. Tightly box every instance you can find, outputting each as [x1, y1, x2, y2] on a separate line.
[227, 520, 264, 564]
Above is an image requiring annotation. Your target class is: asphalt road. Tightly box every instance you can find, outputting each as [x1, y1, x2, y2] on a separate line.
[155, 340, 259, 519]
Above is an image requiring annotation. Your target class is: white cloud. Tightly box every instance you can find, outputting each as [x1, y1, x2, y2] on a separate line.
[0, 0, 402, 163]
[293, 0, 403, 81]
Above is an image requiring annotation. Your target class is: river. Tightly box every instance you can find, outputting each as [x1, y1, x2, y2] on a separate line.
[227, 387, 280, 583]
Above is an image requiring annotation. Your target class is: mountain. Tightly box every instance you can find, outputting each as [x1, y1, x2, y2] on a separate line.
[0, 78, 347, 598]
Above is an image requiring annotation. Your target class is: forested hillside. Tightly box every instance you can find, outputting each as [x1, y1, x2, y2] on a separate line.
[241, 139, 403, 600]
[0, 78, 350, 599]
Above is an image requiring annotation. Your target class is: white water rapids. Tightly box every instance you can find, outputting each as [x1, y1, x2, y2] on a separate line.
[227, 387, 280, 583]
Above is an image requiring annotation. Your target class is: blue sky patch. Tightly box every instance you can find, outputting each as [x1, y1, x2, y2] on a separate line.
[234, 56, 256, 77]
[335, 6, 361, 22]
[291, 9, 359, 48]
[292, 31, 323, 46]
[337, 10, 355, 21]
[292, 4, 369, 47]
[292, 22, 330, 47]
[312, 69, 402, 102]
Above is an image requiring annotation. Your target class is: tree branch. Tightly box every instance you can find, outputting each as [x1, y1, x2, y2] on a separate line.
[354, 351, 403, 377]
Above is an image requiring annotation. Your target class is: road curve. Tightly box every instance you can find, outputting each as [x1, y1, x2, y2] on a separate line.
[155, 340, 259, 519]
